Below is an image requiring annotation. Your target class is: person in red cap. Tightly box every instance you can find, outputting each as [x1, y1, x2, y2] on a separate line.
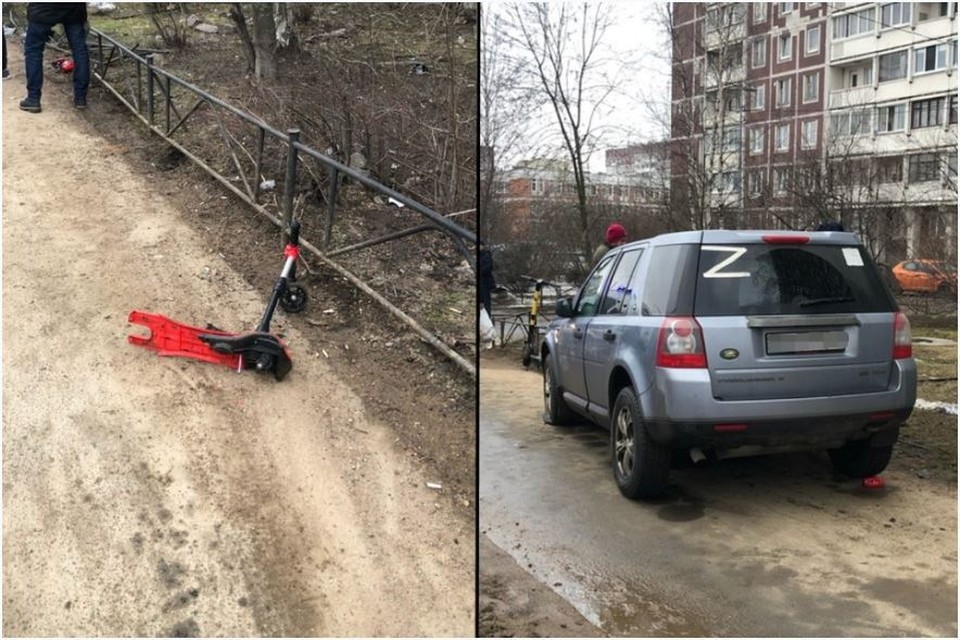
[592, 222, 628, 267]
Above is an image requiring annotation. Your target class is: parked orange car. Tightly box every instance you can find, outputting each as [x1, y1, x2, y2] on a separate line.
[891, 259, 958, 295]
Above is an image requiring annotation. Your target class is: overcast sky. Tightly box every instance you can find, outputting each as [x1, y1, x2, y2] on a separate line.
[484, 1, 672, 173]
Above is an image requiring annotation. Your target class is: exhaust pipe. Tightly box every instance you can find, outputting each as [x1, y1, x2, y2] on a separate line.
[689, 447, 707, 466]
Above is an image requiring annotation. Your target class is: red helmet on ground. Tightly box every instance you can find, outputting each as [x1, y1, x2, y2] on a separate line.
[605, 223, 627, 246]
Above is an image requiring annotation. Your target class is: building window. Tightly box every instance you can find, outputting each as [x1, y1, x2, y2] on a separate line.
[908, 153, 940, 182]
[773, 167, 790, 195]
[948, 154, 958, 181]
[805, 25, 821, 56]
[778, 33, 792, 61]
[753, 3, 768, 23]
[751, 38, 767, 68]
[707, 4, 745, 30]
[722, 125, 741, 152]
[752, 84, 766, 111]
[775, 123, 791, 151]
[914, 43, 951, 74]
[802, 72, 820, 103]
[881, 3, 911, 28]
[531, 177, 544, 194]
[911, 97, 945, 128]
[878, 50, 908, 82]
[876, 103, 907, 133]
[833, 7, 876, 39]
[831, 108, 873, 137]
[801, 120, 819, 149]
[775, 77, 792, 108]
[749, 170, 764, 195]
[779, 3, 794, 16]
[750, 127, 766, 155]
[878, 156, 903, 183]
[719, 171, 741, 193]
[951, 95, 958, 124]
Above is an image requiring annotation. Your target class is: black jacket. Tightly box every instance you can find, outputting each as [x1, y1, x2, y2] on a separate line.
[27, 3, 87, 25]
[479, 249, 495, 290]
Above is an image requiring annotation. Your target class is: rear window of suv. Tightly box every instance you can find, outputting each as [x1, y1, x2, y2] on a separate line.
[694, 243, 896, 316]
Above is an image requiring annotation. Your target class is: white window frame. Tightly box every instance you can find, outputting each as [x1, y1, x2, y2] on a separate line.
[773, 167, 790, 195]
[805, 25, 821, 56]
[779, 3, 794, 16]
[750, 127, 766, 155]
[802, 72, 820, 103]
[801, 120, 819, 149]
[775, 77, 792, 108]
[778, 32, 792, 62]
[775, 123, 791, 151]
[833, 7, 876, 40]
[878, 50, 909, 83]
[751, 38, 767, 68]
[753, 3, 767, 24]
[881, 2, 911, 28]
[914, 43, 951, 74]
[753, 84, 766, 111]
[749, 170, 763, 195]
[876, 103, 907, 133]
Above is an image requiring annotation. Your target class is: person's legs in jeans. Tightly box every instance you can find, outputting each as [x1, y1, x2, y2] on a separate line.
[23, 20, 53, 102]
[63, 21, 89, 103]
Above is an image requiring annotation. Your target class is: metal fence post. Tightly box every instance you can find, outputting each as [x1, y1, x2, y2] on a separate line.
[325, 166, 339, 251]
[283, 128, 301, 244]
[145, 54, 155, 126]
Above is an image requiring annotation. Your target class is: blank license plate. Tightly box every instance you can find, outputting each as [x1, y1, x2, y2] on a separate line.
[766, 330, 847, 355]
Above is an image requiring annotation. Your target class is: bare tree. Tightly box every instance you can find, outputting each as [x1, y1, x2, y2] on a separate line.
[479, 9, 538, 244]
[228, 3, 301, 81]
[509, 2, 617, 260]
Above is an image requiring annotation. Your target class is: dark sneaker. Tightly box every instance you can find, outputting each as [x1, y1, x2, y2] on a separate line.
[74, 98, 87, 110]
[19, 98, 41, 113]
[2, 68, 10, 80]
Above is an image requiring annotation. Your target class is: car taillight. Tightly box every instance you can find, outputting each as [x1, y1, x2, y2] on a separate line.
[762, 234, 810, 244]
[656, 317, 707, 368]
[893, 311, 911, 359]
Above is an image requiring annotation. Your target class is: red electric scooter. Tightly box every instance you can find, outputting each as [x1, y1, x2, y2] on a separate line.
[128, 221, 308, 381]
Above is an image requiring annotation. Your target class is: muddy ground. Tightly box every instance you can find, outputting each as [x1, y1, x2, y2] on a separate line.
[1, 41, 474, 637]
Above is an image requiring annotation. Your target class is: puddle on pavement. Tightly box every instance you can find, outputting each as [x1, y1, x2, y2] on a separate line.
[593, 577, 714, 637]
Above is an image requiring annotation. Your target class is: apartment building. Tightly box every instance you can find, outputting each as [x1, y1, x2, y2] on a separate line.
[671, 2, 958, 261]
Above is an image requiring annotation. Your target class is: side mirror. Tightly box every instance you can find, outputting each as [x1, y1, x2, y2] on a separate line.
[556, 297, 574, 318]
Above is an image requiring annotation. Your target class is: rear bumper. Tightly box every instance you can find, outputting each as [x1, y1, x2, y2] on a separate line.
[644, 409, 908, 449]
[640, 360, 916, 449]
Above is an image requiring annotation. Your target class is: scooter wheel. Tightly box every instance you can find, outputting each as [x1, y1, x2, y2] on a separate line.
[280, 283, 308, 313]
[521, 343, 532, 369]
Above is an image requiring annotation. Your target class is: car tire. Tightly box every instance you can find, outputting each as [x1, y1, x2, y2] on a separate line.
[828, 440, 894, 478]
[543, 353, 576, 425]
[611, 386, 670, 499]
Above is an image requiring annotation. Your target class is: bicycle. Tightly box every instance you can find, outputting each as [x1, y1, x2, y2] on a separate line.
[519, 275, 560, 369]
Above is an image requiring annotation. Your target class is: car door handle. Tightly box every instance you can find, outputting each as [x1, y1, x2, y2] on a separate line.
[573, 329, 583, 339]
[603, 330, 616, 342]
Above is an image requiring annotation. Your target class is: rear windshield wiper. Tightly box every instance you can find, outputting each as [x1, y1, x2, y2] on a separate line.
[798, 296, 855, 307]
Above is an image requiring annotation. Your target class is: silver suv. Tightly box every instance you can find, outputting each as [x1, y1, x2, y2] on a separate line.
[542, 230, 916, 499]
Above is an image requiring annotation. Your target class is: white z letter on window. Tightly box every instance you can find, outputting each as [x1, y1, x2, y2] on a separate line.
[702, 246, 750, 278]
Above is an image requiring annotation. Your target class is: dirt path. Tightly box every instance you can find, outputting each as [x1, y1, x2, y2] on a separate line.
[2, 75, 473, 636]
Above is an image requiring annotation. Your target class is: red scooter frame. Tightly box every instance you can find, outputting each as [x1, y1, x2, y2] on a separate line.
[129, 221, 308, 381]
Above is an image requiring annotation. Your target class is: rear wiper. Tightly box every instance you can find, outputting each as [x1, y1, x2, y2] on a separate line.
[798, 297, 855, 307]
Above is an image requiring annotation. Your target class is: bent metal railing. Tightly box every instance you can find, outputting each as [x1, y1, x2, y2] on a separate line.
[87, 28, 477, 377]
